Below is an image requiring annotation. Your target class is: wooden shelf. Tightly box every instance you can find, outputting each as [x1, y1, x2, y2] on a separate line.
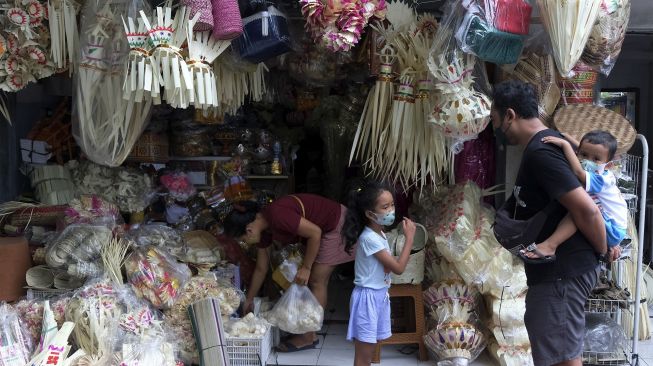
[168, 156, 232, 161]
[247, 175, 289, 180]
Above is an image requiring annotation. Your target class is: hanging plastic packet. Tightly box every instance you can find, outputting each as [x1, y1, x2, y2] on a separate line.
[231, 5, 293, 63]
[428, 1, 491, 154]
[72, 0, 153, 167]
[581, 0, 630, 76]
[0, 303, 32, 366]
[455, 8, 523, 65]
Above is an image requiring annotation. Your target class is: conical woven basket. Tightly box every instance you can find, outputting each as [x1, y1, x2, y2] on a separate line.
[554, 104, 637, 155]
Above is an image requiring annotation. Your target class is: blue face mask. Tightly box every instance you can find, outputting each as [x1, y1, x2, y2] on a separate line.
[371, 210, 396, 226]
[581, 159, 607, 173]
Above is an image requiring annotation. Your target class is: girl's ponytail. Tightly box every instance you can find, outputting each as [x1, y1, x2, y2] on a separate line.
[341, 180, 392, 254]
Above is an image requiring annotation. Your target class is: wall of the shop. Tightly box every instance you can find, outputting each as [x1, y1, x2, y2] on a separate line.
[0, 79, 68, 203]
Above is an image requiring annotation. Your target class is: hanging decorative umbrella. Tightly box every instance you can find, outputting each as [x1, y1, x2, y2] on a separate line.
[537, 0, 602, 77]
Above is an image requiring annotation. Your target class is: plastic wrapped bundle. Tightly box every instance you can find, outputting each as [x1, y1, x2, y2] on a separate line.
[488, 341, 534, 366]
[231, 6, 292, 63]
[485, 0, 532, 35]
[485, 261, 527, 299]
[450, 207, 501, 285]
[428, 51, 491, 150]
[456, 11, 523, 64]
[558, 62, 599, 106]
[424, 322, 486, 364]
[0, 303, 32, 366]
[264, 284, 324, 334]
[581, 0, 630, 76]
[15, 297, 70, 347]
[432, 182, 483, 263]
[491, 325, 530, 347]
[45, 225, 112, 280]
[489, 295, 527, 329]
[537, 0, 602, 77]
[125, 246, 192, 309]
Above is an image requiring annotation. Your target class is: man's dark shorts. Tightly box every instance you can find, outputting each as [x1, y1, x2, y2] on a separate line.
[524, 268, 599, 366]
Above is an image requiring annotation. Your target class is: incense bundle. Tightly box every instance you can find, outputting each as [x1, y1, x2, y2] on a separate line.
[188, 298, 230, 366]
[537, 0, 602, 77]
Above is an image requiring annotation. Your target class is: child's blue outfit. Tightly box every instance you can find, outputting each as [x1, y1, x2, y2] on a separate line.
[585, 169, 628, 247]
[346, 227, 392, 344]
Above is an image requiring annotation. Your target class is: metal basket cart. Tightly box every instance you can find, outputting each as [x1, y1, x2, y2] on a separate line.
[582, 135, 649, 366]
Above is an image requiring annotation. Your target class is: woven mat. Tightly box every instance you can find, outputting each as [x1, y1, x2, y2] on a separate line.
[554, 104, 636, 154]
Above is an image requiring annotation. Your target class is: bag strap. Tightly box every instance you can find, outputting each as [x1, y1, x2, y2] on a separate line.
[289, 195, 305, 218]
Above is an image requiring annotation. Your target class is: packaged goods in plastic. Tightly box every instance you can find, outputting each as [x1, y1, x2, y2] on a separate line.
[125, 246, 192, 309]
[264, 284, 323, 334]
[231, 6, 292, 63]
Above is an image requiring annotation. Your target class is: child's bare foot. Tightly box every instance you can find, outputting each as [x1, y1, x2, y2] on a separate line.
[522, 242, 556, 259]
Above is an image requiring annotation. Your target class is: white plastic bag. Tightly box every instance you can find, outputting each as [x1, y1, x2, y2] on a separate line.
[264, 284, 323, 334]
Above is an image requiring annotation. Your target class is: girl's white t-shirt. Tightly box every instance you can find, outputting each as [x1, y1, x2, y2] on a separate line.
[354, 227, 391, 289]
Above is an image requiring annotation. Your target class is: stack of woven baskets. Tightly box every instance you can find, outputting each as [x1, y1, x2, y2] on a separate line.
[29, 165, 75, 205]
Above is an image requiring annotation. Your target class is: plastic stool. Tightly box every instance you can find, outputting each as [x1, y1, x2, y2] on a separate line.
[372, 284, 428, 363]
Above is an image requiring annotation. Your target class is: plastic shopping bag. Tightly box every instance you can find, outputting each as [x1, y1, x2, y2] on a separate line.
[264, 284, 323, 334]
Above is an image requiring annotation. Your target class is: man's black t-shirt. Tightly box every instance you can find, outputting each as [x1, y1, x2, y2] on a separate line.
[513, 129, 599, 286]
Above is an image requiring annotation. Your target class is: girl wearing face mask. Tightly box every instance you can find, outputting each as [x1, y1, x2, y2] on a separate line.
[342, 181, 416, 366]
[520, 130, 628, 263]
[223, 193, 353, 352]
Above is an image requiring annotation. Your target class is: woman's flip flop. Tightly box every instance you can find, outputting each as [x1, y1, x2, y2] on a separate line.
[275, 339, 319, 353]
[518, 243, 556, 264]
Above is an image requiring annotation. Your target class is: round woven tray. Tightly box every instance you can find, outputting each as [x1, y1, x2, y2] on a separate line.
[554, 104, 636, 155]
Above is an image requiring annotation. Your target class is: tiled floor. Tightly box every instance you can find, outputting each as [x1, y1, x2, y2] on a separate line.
[265, 275, 653, 365]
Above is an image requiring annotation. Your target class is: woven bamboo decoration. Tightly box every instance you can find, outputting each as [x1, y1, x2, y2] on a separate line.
[185, 14, 231, 110]
[140, 2, 192, 108]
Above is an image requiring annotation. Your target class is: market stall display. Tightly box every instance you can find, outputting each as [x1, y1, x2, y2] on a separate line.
[0, 0, 643, 363]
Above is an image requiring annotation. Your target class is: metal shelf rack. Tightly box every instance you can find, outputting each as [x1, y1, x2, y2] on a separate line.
[582, 135, 649, 366]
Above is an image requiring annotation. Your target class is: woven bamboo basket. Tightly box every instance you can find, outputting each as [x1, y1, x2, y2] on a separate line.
[126, 132, 170, 163]
[388, 223, 428, 285]
[25, 265, 55, 288]
[554, 104, 637, 155]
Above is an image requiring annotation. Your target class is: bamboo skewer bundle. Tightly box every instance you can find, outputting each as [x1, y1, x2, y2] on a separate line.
[185, 14, 231, 110]
[48, 0, 81, 74]
[537, 0, 602, 77]
[140, 2, 191, 108]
